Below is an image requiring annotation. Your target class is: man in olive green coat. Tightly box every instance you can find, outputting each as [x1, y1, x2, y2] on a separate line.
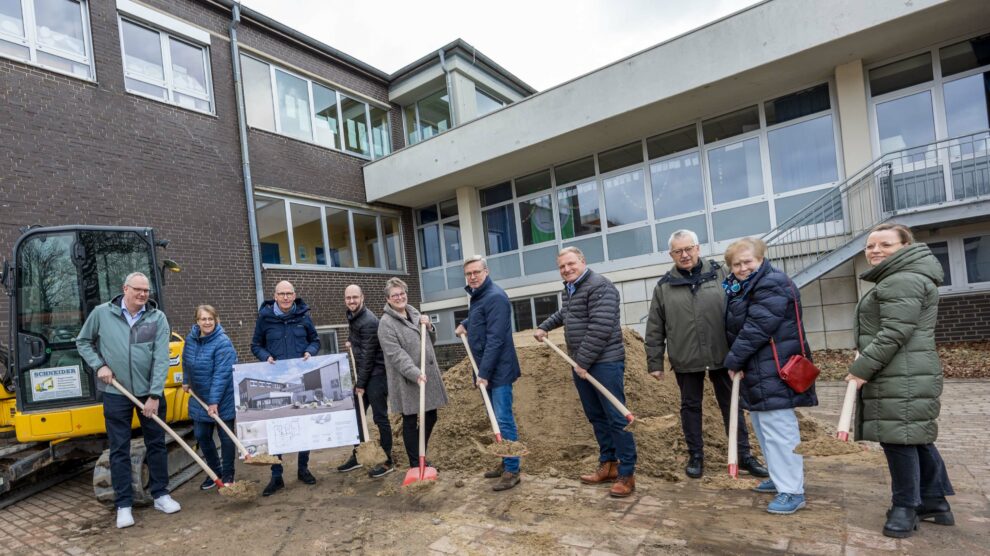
[645, 230, 767, 479]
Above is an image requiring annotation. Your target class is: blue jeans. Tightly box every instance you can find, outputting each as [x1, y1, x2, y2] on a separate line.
[272, 451, 310, 478]
[194, 419, 236, 483]
[572, 361, 637, 476]
[881, 442, 954, 508]
[490, 384, 520, 473]
[750, 408, 804, 495]
[103, 392, 169, 508]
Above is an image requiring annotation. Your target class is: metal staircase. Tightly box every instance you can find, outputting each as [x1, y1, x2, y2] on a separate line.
[763, 131, 990, 288]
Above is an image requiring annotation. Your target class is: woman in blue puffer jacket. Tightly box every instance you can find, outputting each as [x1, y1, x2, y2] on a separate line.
[182, 305, 238, 489]
[723, 238, 817, 515]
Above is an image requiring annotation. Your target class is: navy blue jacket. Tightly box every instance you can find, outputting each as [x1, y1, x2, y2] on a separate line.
[462, 277, 521, 387]
[723, 262, 817, 412]
[182, 323, 237, 422]
[250, 298, 320, 362]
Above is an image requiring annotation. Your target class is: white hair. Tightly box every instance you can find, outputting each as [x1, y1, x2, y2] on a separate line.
[124, 272, 149, 286]
[667, 229, 699, 250]
[462, 255, 488, 269]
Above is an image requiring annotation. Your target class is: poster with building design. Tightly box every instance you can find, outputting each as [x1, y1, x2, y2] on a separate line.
[232, 354, 359, 456]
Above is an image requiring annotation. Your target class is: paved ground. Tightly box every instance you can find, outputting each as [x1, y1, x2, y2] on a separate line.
[2, 380, 988, 555]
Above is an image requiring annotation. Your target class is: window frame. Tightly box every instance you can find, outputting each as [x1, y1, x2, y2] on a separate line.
[508, 293, 561, 333]
[0, 0, 95, 80]
[922, 231, 990, 295]
[402, 86, 452, 146]
[414, 199, 461, 293]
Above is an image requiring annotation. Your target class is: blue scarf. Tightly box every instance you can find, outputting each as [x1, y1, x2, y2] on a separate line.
[723, 265, 761, 299]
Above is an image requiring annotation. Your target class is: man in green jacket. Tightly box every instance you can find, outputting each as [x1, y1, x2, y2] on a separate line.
[76, 272, 180, 529]
[645, 230, 767, 480]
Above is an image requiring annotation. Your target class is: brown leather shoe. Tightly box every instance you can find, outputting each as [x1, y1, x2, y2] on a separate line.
[609, 475, 635, 498]
[492, 472, 520, 491]
[580, 461, 618, 484]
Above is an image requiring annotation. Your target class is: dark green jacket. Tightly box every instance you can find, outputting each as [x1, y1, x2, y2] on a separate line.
[645, 259, 729, 373]
[849, 243, 943, 445]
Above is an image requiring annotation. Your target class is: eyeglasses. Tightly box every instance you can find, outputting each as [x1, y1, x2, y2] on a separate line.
[126, 285, 151, 294]
[275, 292, 295, 297]
[197, 317, 215, 322]
[670, 245, 697, 257]
[389, 291, 407, 300]
[864, 241, 902, 251]
[464, 270, 486, 278]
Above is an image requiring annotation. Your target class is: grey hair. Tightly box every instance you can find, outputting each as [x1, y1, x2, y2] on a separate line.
[384, 277, 408, 296]
[557, 246, 586, 262]
[462, 255, 488, 269]
[667, 229, 699, 250]
[124, 272, 149, 286]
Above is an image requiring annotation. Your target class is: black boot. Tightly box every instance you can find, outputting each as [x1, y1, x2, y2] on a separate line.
[882, 506, 919, 538]
[917, 497, 954, 526]
[685, 454, 703, 479]
[262, 476, 284, 497]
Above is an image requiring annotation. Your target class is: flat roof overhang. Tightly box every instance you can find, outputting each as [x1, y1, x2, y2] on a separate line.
[363, 0, 989, 206]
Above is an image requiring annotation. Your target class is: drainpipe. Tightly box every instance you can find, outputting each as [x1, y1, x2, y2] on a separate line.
[230, 1, 264, 308]
[438, 49, 456, 127]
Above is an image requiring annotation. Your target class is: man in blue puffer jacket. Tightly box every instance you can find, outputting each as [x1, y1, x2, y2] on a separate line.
[251, 280, 321, 496]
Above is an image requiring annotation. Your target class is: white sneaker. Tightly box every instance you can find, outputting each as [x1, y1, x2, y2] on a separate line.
[153, 494, 181, 514]
[116, 507, 135, 529]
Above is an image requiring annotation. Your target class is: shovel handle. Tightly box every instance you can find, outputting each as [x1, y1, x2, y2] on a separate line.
[111, 379, 223, 488]
[541, 338, 635, 423]
[187, 389, 252, 461]
[419, 323, 427, 469]
[459, 334, 503, 440]
[836, 380, 858, 441]
[727, 372, 741, 478]
[348, 347, 371, 440]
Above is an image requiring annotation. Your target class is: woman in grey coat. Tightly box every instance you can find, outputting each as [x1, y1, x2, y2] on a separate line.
[377, 277, 449, 468]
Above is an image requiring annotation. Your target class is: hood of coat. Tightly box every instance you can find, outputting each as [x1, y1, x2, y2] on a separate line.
[382, 302, 421, 328]
[258, 298, 312, 319]
[186, 323, 227, 344]
[859, 243, 943, 286]
[108, 294, 159, 312]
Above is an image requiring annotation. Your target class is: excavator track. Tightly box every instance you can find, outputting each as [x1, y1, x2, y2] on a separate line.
[92, 425, 200, 507]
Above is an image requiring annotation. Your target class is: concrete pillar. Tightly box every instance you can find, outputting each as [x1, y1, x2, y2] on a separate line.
[834, 59, 873, 174]
[449, 71, 477, 125]
[455, 185, 484, 259]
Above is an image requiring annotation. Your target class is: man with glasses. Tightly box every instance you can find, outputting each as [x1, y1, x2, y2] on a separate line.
[251, 280, 320, 496]
[455, 255, 522, 491]
[76, 272, 180, 529]
[645, 230, 768, 480]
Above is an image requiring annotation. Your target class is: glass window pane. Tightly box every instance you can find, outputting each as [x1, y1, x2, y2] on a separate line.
[765, 84, 830, 126]
[241, 55, 275, 132]
[647, 125, 697, 160]
[487, 253, 521, 281]
[656, 214, 708, 250]
[603, 170, 647, 227]
[370, 106, 390, 158]
[712, 202, 771, 242]
[940, 34, 990, 77]
[876, 90, 936, 153]
[0, 0, 26, 38]
[36, 48, 87, 76]
[773, 188, 843, 227]
[768, 114, 839, 193]
[446, 266, 464, 291]
[964, 235, 990, 283]
[511, 299, 533, 332]
[174, 91, 209, 111]
[290, 203, 324, 265]
[483, 205, 518, 255]
[480, 182, 512, 207]
[869, 53, 933, 97]
[606, 226, 653, 260]
[439, 198, 458, 219]
[557, 181, 601, 239]
[403, 104, 419, 145]
[169, 38, 208, 97]
[121, 20, 163, 82]
[418, 224, 442, 269]
[702, 105, 759, 143]
[35, 0, 85, 56]
[554, 156, 595, 186]
[255, 197, 288, 264]
[275, 69, 312, 141]
[353, 214, 381, 268]
[534, 295, 559, 326]
[598, 142, 643, 174]
[417, 88, 451, 140]
[515, 170, 551, 197]
[312, 83, 340, 149]
[476, 88, 502, 116]
[383, 217, 403, 270]
[651, 152, 704, 219]
[0, 37, 29, 60]
[944, 72, 990, 138]
[708, 137, 764, 204]
[421, 268, 446, 294]
[325, 208, 353, 268]
[418, 205, 438, 225]
[341, 95, 369, 156]
[443, 221, 462, 262]
[520, 195, 555, 246]
[124, 77, 166, 100]
[928, 241, 951, 286]
[564, 236, 604, 264]
[522, 245, 558, 275]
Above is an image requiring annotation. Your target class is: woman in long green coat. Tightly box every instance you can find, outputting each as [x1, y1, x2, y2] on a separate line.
[845, 223, 954, 539]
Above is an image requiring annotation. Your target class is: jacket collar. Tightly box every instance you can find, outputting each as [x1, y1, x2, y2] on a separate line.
[108, 294, 158, 314]
[260, 298, 310, 319]
[663, 259, 720, 288]
[382, 303, 421, 330]
[188, 323, 225, 343]
[465, 276, 493, 298]
[562, 268, 593, 289]
[347, 305, 367, 322]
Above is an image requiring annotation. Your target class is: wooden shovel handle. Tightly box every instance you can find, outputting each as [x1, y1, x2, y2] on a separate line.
[187, 389, 252, 460]
[460, 334, 503, 441]
[419, 323, 427, 463]
[111, 378, 221, 486]
[727, 372, 741, 477]
[348, 347, 371, 440]
[836, 380, 858, 441]
[541, 338, 635, 423]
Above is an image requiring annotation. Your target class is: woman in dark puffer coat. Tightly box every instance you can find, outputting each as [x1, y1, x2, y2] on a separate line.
[845, 223, 954, 539]
[182, 305, 238, 488]
[723, 238, 817, 515]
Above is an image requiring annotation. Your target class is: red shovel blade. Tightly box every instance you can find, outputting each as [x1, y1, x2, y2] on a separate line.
[728, 463, 738, 479]
[836, 431, 849, 441]
[402, 457, 438, 486]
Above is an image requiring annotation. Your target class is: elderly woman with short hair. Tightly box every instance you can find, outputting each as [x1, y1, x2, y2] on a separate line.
[377, 277, 449, 470]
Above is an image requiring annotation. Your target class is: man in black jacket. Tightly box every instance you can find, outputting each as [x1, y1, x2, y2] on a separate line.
[339, 284, 393, 478]
[535, 247, 637, 497]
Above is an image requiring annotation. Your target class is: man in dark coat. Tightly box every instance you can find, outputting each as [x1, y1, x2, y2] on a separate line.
[456, 255, 522, 491]
[338, 284, 393, 478]
[535, 247, 637, 498]
[251, 280, 320, 496]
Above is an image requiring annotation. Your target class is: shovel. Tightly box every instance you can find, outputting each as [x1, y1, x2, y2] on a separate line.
[402, 322, 438, 486]
[348, 347, 387, 466]
[459, 334, 528, 458]
[836, 380, 858, 441]
[541, 338, 635, 426]
[187, 389, 278, 465]
[727, 372, 742, 478]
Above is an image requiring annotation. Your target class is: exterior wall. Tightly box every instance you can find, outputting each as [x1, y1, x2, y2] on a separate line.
[935, 292, 990, 342]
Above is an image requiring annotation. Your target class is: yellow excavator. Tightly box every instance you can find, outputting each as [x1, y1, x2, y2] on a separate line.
[0, 225, 196, 508]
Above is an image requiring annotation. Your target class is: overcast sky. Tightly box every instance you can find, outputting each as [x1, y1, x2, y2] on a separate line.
[241, 0, 763, 91]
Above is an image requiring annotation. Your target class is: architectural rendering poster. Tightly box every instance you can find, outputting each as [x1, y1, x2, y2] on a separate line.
[232, 354, 359, 456]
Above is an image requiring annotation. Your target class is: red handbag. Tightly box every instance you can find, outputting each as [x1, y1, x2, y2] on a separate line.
[769, 284, 820, 393]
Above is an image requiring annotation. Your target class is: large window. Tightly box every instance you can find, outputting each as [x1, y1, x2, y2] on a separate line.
[925, 232, 990, 294]
[119, 18, 212, 112]
[255, 193, 403, 271]
[0, 0, 93, 79]
[475, 88, 504, 117]
[404, 87, 452, 145]
[416, 199, 461, 294]
[510, 294, 560, 332]
[240, 54, 390, 158]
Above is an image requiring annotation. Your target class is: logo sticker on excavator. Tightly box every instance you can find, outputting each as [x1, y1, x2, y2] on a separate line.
[29, 365, 83, 401]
